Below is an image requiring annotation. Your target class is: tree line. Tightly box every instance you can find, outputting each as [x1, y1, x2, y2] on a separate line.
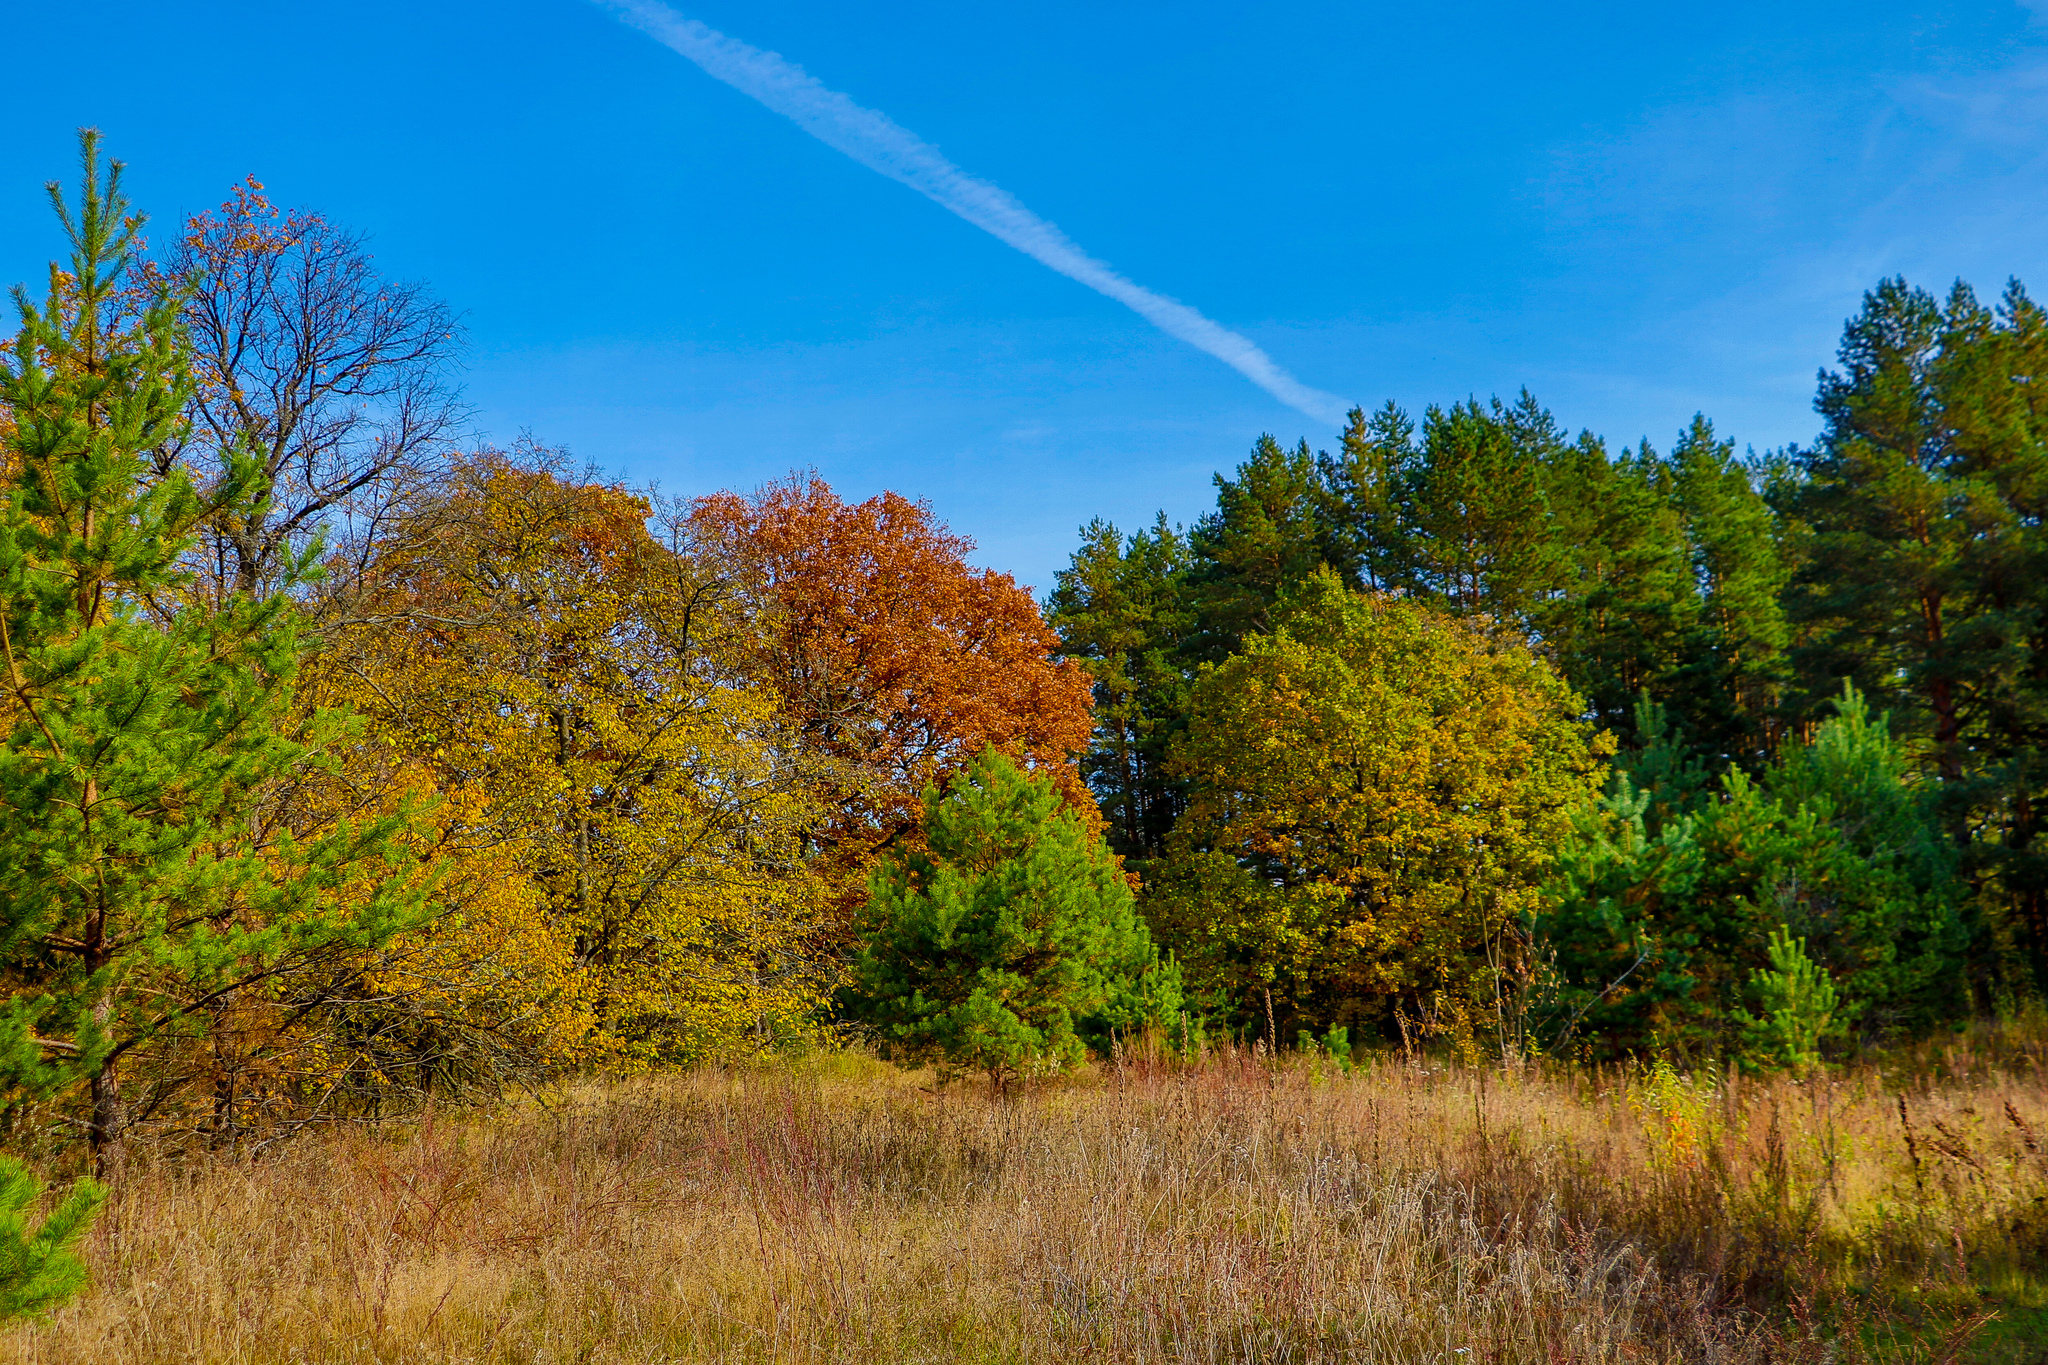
[1051, 280, 2048, 1064]
[3, 132, 2043, 1194]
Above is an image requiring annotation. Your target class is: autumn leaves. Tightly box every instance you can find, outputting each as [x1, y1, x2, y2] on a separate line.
[309, 456, 1101, 1082]
[0, 140, 1103, 1163]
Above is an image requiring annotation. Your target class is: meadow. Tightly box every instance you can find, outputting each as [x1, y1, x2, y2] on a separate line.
[3, 1033, 2043, 1365]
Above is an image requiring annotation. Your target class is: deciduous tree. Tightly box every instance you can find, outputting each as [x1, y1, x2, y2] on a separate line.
[1150, 571, 1604, 1051]
[687, 474, 1095, 913]
[148, 178, 463, 602]
[319, 448, 831, 1069]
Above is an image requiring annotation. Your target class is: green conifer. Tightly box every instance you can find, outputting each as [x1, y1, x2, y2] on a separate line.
[0, 133, 426, 1174]
[1046, 515, 1196, 859]
[1740, 926, 1841, 1075]
[0, 1156, 101, 1319]
[849, 749, 1166, 1092]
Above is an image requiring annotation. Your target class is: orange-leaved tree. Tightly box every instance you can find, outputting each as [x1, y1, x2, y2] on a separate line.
[686, 474, 1096, 919]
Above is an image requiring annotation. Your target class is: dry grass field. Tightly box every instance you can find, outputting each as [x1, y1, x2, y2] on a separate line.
[4, 1034, 2046, 1364]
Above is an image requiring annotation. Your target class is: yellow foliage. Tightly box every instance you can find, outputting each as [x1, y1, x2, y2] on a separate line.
[305, 448, 834, 1073]
[1151, 570, 1606, 1048]
[1628, 1056, 1720, 1172]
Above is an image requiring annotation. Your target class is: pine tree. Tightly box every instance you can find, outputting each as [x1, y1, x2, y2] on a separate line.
[1323, 391, 1576, 631]
[1046, 515, 1195, 859]
[1786, 276, 2048, 993]
[0, 133, 425, 1173]
[1400, 393, 1567, 623]
[1787, 278, 1967, 771]
[1926, 280, 2048, 993]
[1739, 926, 1840, 1075]
[1667, 416, 1789, 769]
[848, 749, 1164, 1091]
[1320, 401, 1414, 594]
[1541, 436, 1700, 738]
[0, 1156, 102, 1319]
[1543, 686, 1964, 1057]
[1184, 434, 1339, 660]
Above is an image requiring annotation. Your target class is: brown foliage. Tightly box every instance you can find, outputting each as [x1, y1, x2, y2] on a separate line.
[687, 473, 1097, 906]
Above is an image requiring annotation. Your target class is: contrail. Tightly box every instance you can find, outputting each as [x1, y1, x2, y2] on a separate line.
[596, 0, 1347, 425]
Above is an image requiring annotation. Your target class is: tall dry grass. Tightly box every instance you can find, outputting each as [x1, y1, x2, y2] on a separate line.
[3, 1041, 2044, 1364]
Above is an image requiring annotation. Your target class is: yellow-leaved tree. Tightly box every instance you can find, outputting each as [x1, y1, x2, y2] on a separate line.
[1150, 570, 1605, 1055]
[307, 447, 830, 1072]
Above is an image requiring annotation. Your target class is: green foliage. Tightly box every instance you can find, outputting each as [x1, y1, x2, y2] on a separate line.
[1046, 515, 1196, 859]
[1323, 392, 1567, 622]
[1297, 1023, 1355, 1071]
[1539, 435, 1700, 739]
[1783, 276, 2048, 995]
[1738, 925, 1840, 1075]
[849, 749, 1160, 1085]
[1186, 434, 1339, 657]
[1542, 686, 1964, 1057]
[1535, 703, 1707, 1054]
[0, 134, 426, 1165]
[1665, 416, 1790, 769]
[0, 1156, 102, 1319]
[1090, 949, 1186, 1050]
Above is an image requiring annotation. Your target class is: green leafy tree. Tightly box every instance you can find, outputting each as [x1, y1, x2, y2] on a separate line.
[1151, 571, 1605, 1052]
[849, 749, 1166, 1089]
[0, 1156, 102, 1319]
[0, 134, 425, 1173]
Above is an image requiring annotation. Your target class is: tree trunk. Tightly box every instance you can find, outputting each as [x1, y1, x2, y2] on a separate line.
[83, 767, 127, 1180]
[1116, 715, 1138, 853]
[209, 997, 240, 1151]
[89, 1032, 126, 1182]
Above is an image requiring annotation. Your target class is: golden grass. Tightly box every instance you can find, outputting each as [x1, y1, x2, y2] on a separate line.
[4, 1042, 2045, 1364]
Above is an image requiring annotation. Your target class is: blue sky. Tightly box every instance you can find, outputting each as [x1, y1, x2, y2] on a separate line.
[7, 1, 2048, 591]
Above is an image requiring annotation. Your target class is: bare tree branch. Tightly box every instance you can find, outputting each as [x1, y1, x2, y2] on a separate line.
[154, 179, 466, 603]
